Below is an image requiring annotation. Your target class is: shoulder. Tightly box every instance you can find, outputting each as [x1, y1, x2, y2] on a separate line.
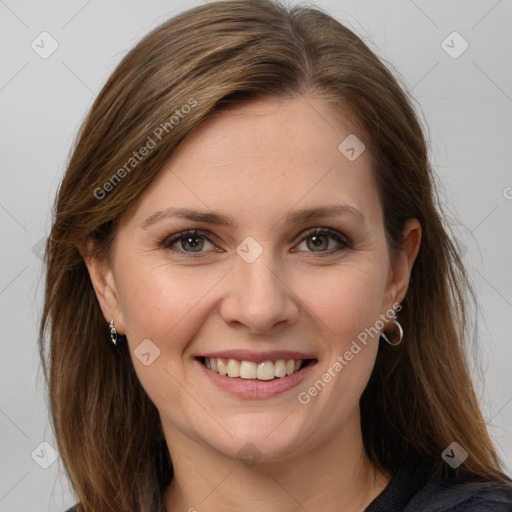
[366, 459, 512, 512]
[407, 477, 512, 511]
[64, 507, 76, 512]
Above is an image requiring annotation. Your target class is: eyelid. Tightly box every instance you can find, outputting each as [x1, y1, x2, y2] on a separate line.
[161, 226, 351, 255]
[161, 229, 218, 253]
[295, 226, 351, 249]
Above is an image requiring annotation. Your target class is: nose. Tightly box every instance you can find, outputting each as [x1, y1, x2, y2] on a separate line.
[219, 245, 300, 334]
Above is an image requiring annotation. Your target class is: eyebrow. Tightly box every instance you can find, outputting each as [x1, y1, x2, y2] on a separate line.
[141, 204, 365, 230]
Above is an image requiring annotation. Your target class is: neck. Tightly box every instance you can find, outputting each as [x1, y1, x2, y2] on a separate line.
[162, 410, 390, 512]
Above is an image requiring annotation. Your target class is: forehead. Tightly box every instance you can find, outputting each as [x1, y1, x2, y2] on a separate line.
[174, 95, 365, 171]
[122, 95, 381, 231]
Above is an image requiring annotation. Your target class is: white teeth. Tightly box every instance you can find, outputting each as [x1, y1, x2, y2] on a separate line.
[203, 357, 305, 380]
[217, 359, 228, 376]
[227, 359, 240, 378]
[240, 361, 257, 379]
[274, 359, 287, 378]
[257, 361, 275, 380]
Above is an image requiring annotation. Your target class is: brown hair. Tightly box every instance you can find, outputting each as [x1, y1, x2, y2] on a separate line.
[39, 1, 511, 510]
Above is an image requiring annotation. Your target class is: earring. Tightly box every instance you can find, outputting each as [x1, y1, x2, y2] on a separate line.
[380, 309, 403, 346]
[109, 319, 123, 347]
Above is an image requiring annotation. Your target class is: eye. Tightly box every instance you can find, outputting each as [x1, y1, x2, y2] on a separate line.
[294, 227, 350, 255]
[161, 227, 351, 258]
[162, 229, 218, 255]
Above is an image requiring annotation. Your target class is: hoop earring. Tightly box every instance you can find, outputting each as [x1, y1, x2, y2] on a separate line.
[380, 310, 403, 346]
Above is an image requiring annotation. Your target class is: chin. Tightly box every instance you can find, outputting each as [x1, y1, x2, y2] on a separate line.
[200, 412, 313, 466]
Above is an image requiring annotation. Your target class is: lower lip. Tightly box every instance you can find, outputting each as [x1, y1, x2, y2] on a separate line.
[197, 359, 316, 399]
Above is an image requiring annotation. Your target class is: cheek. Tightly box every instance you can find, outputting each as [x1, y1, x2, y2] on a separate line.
[116, 249, 389, 352]
[116, 256, 228, 349]
[293, 263, 387, 416]
[114, 259, 229, 409]
[296, 258, 389, 343]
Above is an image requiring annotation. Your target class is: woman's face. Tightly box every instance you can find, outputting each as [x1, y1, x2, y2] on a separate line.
[89, 96, 419, 463]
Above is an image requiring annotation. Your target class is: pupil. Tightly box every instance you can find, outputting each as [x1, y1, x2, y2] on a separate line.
[183, 237, 203, 251]
[309, 235, 327, 251]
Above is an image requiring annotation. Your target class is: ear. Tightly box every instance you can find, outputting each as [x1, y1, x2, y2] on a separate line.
[384, 218, 422, 309]
[80, 239, 126, 335]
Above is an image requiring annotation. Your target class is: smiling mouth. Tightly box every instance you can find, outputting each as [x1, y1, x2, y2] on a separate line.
[197, 357, 316, 381]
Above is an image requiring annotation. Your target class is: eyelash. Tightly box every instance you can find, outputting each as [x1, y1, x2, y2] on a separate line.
[161, 227, 351, 258]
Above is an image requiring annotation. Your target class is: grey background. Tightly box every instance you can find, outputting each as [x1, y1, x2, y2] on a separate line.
[0, 0, 511, 510]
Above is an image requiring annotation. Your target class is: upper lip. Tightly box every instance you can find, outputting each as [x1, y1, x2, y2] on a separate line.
[198, 349, 317, 364]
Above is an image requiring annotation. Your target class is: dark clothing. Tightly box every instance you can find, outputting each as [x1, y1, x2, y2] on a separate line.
[365, 459, 512, 511]
[65, 460, 512, 511]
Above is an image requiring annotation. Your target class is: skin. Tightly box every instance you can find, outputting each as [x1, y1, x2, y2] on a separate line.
[84, 95, 421, 512]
